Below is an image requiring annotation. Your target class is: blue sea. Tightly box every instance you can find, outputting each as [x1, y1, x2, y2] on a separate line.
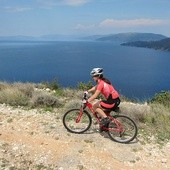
[0, 41, 170, 100]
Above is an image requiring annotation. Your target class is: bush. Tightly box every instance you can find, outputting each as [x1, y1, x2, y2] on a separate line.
[150, 91, 170, 108]
[77, 81, 93, 90]
[0, 87, 29, 106]
[13, 82, 34, 97]
[42, 79, 60, 90]
[31, 91, 61, 108]
[0, 82, 35, 106]
[64, 99, 81, 111]
[143, 103, 170, 142]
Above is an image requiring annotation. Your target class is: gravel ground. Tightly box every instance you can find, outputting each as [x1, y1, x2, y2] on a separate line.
[0, 104, 170, 170]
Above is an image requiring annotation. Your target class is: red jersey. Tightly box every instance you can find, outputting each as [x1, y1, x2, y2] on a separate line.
[96, 79, 119, 99]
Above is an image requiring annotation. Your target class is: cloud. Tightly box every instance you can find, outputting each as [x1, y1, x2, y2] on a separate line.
[99, 18, 170, 28]
[63, 0, 89, 6]
[1, 0, 90, 12]
[3, 6, 32, 12]
[37, 0, 89, 7]
[75, 24, 95, 30]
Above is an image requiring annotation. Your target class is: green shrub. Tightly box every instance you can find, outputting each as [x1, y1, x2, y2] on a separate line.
[150, 91, 170, 108]
[77, 81, 93, 90]
[58, 88, 83, 99]
[42, 79, 60, 90]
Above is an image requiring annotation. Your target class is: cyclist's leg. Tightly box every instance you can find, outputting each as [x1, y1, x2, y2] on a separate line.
[92, 101, 110, 127]
[100, 98, 118, 126]
[93, 101, 107, 118]
[92, 101, 111, 130]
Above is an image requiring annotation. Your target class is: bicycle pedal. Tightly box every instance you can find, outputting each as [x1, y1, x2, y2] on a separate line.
[99, 128, 108, 133]
[99, 125, 109, 132]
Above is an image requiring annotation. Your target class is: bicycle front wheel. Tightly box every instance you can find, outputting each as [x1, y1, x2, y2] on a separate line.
[108, 115, 138, 143]
[63, 109, 92, 134]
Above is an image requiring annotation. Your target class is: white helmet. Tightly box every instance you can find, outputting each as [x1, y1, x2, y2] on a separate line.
[90, 68, 103, 77]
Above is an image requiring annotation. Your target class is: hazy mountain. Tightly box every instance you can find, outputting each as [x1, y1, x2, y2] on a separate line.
[0, 34, 80, 41]
[40, 34, 80, 41]
[0, 33, 167, 42]
[121, 38, 170, 51]
[0, 35, 38, 41]
[96, 33, 167, 43]
[79, 35, 105, 41]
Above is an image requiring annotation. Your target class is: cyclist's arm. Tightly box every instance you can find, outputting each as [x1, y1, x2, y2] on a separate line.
[88, 90, 100, 103]
[87, 86, 96, 93]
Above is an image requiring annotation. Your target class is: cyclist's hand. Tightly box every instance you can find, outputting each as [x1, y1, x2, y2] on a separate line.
[82, 99, 87, 104]
[84, 91, 88, 100]
[84, 91, 88, 95]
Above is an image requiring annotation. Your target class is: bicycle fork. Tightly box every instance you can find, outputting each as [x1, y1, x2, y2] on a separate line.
[76, 108, 83, 123]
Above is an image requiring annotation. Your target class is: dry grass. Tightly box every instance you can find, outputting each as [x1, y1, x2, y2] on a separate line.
[0, 86, 29, 106]
[0, 82, 61, 108]
[30, 91, 61, 108]
[145, 103, 170, 142]
[0, 82, 10, 90]
[63, 98, 82, 111]
[119, 102, 151, 123]
[12, 82, 34, 97]
[120, 101, 170, 142]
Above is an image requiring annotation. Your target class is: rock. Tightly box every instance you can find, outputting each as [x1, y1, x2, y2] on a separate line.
[161, 158, 167, 163]
[46, 88, 51, 92]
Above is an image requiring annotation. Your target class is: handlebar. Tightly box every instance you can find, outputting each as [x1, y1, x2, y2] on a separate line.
[83, 92, 88, 100]
[82, 92, 93, 110]
[81, 92, 88, 109]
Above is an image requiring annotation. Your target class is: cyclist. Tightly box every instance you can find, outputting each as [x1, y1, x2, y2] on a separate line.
[86, 68, 120, 129]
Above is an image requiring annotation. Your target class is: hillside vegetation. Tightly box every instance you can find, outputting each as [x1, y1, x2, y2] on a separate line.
[121, 38, 170, 51]
[0, 81, 170, 143]
[96, 33, 166, 43]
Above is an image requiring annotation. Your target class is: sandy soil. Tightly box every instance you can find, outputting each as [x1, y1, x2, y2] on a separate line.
[0, 104, 170, 170]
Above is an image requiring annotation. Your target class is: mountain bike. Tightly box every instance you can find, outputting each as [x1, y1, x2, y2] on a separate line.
[63, 93, 138, 143]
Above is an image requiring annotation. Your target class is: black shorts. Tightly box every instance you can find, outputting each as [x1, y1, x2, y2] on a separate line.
[100, 95, 120, 110]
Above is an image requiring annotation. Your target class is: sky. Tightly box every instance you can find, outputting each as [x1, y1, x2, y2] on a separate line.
[0, 0, 170, 37]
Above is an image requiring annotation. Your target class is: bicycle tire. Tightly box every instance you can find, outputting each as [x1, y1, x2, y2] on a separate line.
[108, 115, 138, 143]
[63, 109, 92, 134]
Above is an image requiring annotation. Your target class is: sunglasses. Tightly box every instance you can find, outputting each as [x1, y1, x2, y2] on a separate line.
[92, 75, 99, 78]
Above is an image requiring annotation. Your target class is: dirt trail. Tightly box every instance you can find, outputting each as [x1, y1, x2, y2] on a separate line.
[0, 104, 170, 170]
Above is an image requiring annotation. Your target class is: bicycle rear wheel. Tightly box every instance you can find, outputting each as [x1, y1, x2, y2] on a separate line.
[63, 109, 92, 134]
[108, 115, 138, 143]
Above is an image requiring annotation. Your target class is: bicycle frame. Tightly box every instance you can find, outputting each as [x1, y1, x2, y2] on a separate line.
[78, 100, 124, 133]
[76, 102, 93, 123]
